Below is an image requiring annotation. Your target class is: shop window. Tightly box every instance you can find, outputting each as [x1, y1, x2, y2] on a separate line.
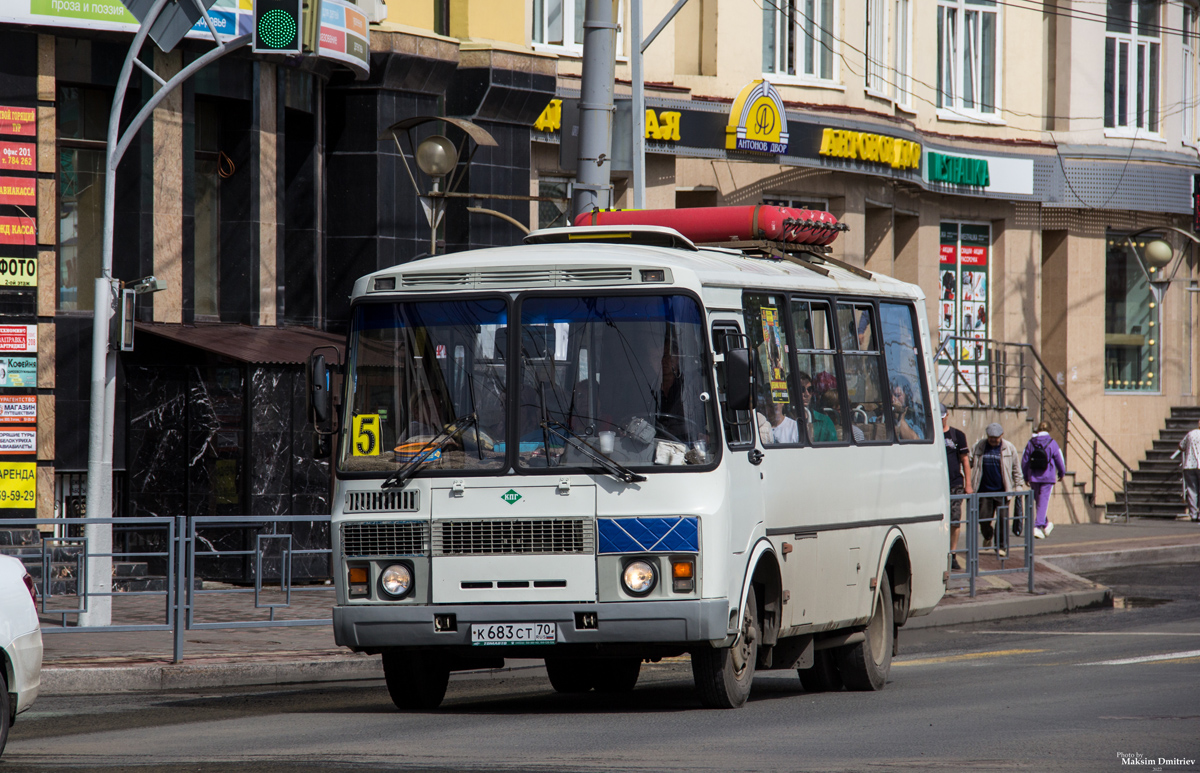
[936, 0, 998, 117]
[1104, 0, 1159, 133]
[762, 0, 835, 82]
[1105, 233, 1160, 392]
[194, 101, 223, 320]
[937, 222, 991, 391]
[537, 178, 572, 229]
[533, 0, 623, 55]
[57, 85, 111, 312]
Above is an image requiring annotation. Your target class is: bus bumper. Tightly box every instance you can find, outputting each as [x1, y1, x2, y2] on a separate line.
[333, 599, 730, 649]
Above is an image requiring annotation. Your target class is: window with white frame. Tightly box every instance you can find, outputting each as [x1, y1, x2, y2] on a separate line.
[1184, 4, 1197, 143]
[1103, 0, 1159, 133]
[532, 0, 623, 55]
[936, 0, 998, 117]
[865, 0, 887, 94]
[893, 0, 912, 106]
[763, 0, 835, 82]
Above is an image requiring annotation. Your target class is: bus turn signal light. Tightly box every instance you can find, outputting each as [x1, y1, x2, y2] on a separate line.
[348, 566, 369, 598]
[672, 559, 694, 593]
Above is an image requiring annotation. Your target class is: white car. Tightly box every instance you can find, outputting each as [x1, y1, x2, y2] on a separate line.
[0, 554, 41, 757]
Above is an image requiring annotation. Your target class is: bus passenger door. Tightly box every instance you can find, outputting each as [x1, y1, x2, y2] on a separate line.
[711, 321, 764, 569]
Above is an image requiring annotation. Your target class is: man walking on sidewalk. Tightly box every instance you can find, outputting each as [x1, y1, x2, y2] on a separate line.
[1181, 418, 1200, 522]
[971, 423, 1025, 557]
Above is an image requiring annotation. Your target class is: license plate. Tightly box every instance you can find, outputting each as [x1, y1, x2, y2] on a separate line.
[470, 622, 557, 646]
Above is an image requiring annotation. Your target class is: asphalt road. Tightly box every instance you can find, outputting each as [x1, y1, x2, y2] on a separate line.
[5, 563, 1198, 773]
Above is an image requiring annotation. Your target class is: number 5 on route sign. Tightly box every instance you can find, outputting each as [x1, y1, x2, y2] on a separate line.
[352, 414, 381, 456]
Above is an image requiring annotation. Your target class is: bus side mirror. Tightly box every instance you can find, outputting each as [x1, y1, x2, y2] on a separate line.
[724, 348, 753, 411]
[308, 353, 331, 426]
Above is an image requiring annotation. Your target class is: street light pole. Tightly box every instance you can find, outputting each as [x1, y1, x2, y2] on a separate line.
[630, 0, 691, 210]
[572, 0, 618, 216]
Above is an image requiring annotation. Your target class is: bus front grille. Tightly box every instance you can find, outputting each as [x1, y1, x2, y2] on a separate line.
[433, 518, 594, 556]
[344, 490, 419, 513]
[342, 521, 429, 557]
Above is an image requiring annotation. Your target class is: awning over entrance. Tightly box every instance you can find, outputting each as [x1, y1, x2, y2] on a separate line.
[136, 323, 344, 365]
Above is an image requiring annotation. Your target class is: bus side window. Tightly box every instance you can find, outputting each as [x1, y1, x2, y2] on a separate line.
[790, 299, 844, 443]
[742, 294, 801, 446]
[711, 324, 754, 447]
[880, 302, 931, 442]
[837, 303, 888, 443]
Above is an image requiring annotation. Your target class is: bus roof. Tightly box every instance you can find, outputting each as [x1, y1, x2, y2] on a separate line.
[351, 237, 924, 304]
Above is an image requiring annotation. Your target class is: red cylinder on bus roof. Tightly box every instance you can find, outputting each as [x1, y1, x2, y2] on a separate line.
[571, 205, 843, 247]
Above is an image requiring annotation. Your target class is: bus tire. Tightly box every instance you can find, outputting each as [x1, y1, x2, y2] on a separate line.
[836, 574, 894, 691]
[797, 648, 843, 693]
[382, 650, 449, 710]
[593, 658, 641, 693]
[691, 586, 759, 709]
[544, 658, 594, 693]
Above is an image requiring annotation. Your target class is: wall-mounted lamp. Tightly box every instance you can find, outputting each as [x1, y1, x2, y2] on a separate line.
[1125, 226, 1200, 305]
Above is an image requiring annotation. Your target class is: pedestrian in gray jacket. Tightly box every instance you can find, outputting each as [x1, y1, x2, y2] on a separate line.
[970, 423, 1025, 557]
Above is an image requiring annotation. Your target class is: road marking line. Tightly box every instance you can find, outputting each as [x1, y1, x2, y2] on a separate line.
[953, 630, 1200, 636]
[1082, 650, 1200, 666]
[895, 648, 1045, 667]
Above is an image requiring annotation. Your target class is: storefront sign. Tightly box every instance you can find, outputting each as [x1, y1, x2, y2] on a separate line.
[319, 0, 369, 74]
[938, 223, 991, 389]
[0, 396, 35, 423]
[0, 428, 35, 454]
[818, 129, 920, 170]
[725, 80, 789, 155]
[0, 461, 35, 508]
[0, 176, 35, 206]
[0, 357, 35, 387]
[0, 326, 36, 353]
[534, 99, 562, 132]
[0, 141, 34, 171]
[0, 217, 34, 245]
[644, 110, 681, 141]
[0, 105, 36, 137]
[0, 256, 36, 287]
[927, 152, 990, 187]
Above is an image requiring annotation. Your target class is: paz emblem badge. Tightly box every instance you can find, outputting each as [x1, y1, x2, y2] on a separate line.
[501, 489, 522, 505]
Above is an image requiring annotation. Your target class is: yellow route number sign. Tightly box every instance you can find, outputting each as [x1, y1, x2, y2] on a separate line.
[352, 414, 381, 456]
[0, 461, 35, 508]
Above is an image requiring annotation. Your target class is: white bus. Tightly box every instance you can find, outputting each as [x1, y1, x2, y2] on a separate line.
[317, 216, 948, 709]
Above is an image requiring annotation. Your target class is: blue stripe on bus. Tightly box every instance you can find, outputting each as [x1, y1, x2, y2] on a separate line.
[597, 516, 699, 554]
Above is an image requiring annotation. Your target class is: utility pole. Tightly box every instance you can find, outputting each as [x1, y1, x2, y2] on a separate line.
[572, 0, 619, 216]
[631, 0, 691, 209]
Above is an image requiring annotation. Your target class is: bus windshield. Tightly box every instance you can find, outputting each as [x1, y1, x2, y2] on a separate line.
[339, 298, 509, 474]
[516, 294, 717, 470]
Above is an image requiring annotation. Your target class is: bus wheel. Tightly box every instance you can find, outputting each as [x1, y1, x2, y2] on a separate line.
[382, 650, 449, 710]
[836, 574, 894, 691]
[592, 658, 641, 693]
[797, 648, 843, 692]
[692, 586, 759, 709]
[544, 658, 595, 693]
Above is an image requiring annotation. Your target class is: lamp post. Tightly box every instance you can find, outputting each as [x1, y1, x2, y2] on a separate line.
[1125, 226, 1200, 306]
[415, 135, 458, 255]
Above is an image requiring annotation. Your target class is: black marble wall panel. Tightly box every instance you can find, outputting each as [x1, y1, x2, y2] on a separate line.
[218, 100, 255, 325]
[0, 30, 36, 101]
[283, 107, 317, 327]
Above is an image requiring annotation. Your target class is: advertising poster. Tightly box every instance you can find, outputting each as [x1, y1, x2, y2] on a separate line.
[0, 357, 36, 386]
[0, 428, 36, 454]
[0, 216, 35, 245]
[760, 307, 789, 403]
[0, 175, 35, 206]
[0, 395, 35, 423]
[0, 141, 34, 172]
[0, 461, 34, 508]
[938, 223, 991, 390]
[0, 256, 36, 287]
[0, 325, 36, 352]
[0, 105, 36, 137]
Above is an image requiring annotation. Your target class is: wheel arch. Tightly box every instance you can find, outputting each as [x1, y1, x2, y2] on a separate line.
[875, 528, 912, 627]
[735, 539, 783, 648]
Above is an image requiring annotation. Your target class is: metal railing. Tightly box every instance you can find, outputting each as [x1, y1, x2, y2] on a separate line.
[948, 490, 1036, 598]
[0, 515, 333, 663]
[935, 336, 1131, 513]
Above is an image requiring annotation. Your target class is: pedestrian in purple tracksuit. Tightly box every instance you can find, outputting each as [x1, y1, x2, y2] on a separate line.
[1021, 421, 1066, 539]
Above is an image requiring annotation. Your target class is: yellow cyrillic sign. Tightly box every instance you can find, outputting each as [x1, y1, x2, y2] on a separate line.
[645, 110, 681, 141]
[534, 99, 562, 132]
[818, 128, 921, 170]
[0, 462, 35, 508]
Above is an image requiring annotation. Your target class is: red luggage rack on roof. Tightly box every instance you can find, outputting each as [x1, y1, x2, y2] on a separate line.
[572, 205, 869, 279]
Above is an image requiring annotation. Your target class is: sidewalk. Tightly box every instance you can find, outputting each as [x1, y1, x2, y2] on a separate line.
[36, 518, 1200, 695]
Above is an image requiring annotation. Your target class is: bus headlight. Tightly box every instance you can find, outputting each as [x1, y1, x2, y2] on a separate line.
[621, 560, 657, 596]
[380, 563, 413, 599]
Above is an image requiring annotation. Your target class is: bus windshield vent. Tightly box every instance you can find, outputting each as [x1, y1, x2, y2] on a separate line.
[401, 272, 471, 288]
[433, 518, 595, 556]
[477, 269, 555, 287]
[560, 267, 634, 284]
[345, 490, 419, 513]
[342, 521, 429, 557]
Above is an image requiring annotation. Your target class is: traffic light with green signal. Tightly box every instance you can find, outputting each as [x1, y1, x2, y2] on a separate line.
[253, 0, 303, 54]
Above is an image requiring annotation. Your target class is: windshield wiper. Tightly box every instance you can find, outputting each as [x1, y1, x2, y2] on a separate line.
[540, 420, 646, 485]
[382, 413, 478, 490]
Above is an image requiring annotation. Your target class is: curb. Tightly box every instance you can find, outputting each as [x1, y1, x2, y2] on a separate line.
[1037, 543, 1200, 575]
[39, 656, 385, 696]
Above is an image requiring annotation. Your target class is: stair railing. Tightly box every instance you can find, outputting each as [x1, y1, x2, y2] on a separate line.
[935, 336, 1131, 510]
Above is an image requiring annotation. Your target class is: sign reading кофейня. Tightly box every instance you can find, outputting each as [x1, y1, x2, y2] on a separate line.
[927, 151, 991, 187]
